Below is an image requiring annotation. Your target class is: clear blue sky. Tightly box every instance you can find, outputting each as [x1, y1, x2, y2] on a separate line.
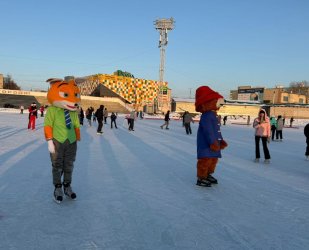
[1, 0, 308, 98]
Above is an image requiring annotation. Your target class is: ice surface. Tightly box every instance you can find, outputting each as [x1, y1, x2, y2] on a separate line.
[0, 112, 309, 250]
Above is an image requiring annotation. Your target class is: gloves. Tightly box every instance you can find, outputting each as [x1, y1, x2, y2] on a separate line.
[47, 140, 55, 154]
[75, 128, 81, 141]
[220, 140, 228, 150]
[210, 140, 220, 152]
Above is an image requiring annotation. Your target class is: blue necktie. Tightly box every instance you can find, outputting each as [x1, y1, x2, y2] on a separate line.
[64, 109, 72, 129]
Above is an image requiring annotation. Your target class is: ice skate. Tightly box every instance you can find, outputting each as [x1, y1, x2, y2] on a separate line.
[264, 159, 270, 164]
[63, 183, 76, 200]
[196, 178, 211, 187]
[53, 184, 63, 203]
[207, 174, 218, 184]
[254, 158, 260, 163]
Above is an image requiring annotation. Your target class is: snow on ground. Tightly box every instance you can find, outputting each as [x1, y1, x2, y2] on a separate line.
[0, 112, 309, 250]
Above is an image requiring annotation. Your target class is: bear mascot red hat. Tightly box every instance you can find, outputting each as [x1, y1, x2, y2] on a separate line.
[195, 86, 228, 187]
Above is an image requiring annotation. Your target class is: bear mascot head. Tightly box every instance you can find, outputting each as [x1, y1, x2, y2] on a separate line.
[195, 86, 225, 113]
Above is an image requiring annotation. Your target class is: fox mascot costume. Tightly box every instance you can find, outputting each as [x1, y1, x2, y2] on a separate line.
[44, 78, 81, 203]
[195, 86, 228, 187]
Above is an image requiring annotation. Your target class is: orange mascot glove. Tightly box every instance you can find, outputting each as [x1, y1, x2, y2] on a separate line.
[220, 140, 228, 150]
[210, 140, 220, 152]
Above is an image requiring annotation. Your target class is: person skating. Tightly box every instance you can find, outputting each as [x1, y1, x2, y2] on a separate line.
[223, 116, 228, 125]
[290, 117, 294, 127]
[111, 112, 118, 129]
[183, 111, 194, 135]
[44, 78, 81, 203]
[103, 108, 108, 124]
[95, 105, 104, 134]
[253, 109, 271, 164]
[276, 115, 284, 141]
[195, 86, 228, 187]
[128, 110, 136, 131]
[40, 105, 45, 117]
[28, 103, 37, 130]
[270, 116, 277, 141]
[79, 107, 84, 126]
[86, 107, 93, 127]
[160, 110, 170, 130]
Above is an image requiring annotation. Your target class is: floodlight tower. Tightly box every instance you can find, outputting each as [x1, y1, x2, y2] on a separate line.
[154, 17, 174, 83]
[154, 17, 174, 111]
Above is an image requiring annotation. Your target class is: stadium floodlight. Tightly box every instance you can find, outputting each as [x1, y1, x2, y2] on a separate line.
[154, 18, 174, 83]
[154, 18, 175, 110]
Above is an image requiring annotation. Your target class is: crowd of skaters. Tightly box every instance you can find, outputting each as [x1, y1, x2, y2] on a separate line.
[20, 103, 309, 161]
[20, 103, 46, 130]
[77, 105, 120, 134]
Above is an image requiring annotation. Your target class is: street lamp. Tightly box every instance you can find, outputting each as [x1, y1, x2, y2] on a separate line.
[272, 90, 276, 116]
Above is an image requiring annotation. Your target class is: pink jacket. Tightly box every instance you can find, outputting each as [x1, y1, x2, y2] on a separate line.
[253, 110, 271, 137]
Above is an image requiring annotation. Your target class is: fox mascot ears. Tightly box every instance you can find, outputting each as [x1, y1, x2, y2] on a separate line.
[46, 78, 81, 111]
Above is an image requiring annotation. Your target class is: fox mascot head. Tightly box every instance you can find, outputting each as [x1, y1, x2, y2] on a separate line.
[46, 78, 81, 111]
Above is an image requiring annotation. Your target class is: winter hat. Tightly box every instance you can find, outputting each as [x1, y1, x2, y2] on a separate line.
[195, 86, 223, 109]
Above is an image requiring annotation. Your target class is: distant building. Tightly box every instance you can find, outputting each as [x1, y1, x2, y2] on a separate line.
[171, 98, 196, 114]
[264, 87, 307, 104]
[230, 85, 307, 104]
[76, 73, 171, 113]
[0, 74, 3, 89]
[237, 86, 265, 102]
[229, 90, 238, 100]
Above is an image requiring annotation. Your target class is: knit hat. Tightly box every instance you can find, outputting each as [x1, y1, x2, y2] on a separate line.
[195, 86, 223, 110]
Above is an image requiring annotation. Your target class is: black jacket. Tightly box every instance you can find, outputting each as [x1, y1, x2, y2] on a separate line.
[111, 113, 117, 121]
[95, 107, 104, 120]
[86, 109, 93, 120]
[164, 112, 170, 122]
[304, 124, 309, 138]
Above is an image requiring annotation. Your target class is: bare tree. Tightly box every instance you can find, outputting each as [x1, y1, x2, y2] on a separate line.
[288, 80, 309, 95]
[3, 74, 21, 90]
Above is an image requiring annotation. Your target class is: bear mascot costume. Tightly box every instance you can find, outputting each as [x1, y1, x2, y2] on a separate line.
[44, 78, 81, 203]
[195, 86, 228, 187]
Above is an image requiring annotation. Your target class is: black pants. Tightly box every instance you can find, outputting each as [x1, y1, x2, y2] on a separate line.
[111, 120, 117, 128]
[97, 119, 103, 132]
[271, 127, 276, 140]
[184, 123, 192, 134]
[129, 119, 134, 130]
[306, 138, 309, 156]
[255, 136, 270, 159]
[276, 130, 283, 140]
